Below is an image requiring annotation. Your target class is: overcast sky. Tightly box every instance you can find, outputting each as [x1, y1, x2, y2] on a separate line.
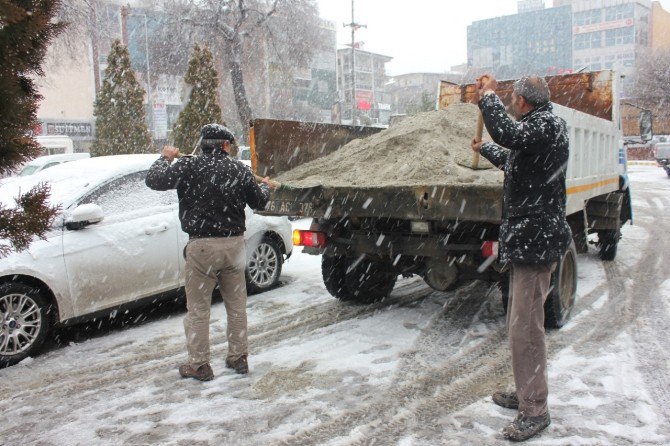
[316, 0, 670, 76]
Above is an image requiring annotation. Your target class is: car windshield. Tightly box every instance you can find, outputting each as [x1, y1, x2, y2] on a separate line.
[18, 165, 40, 176]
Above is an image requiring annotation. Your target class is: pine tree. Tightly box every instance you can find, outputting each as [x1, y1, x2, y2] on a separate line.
[91, 40, 152, 156]
[0, 0, 63, 257]
[171, 44, 223, 151]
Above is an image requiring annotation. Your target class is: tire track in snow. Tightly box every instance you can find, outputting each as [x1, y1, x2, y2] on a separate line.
[619, 188, 670, 423]
[0, 278, 435, 404]
[359, 186, 670, 443]
[274, 274, 615, 446]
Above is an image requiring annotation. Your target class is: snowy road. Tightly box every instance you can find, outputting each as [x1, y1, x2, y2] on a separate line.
[1, 166, 669, 445]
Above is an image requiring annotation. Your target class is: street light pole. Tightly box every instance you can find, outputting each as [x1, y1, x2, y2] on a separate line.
[344, 0, 365, 126]
[142, 13, 152, 110]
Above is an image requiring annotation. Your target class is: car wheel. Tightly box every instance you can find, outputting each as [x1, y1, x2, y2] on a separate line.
[0, 283, 53, 367]
[245, 236, 283, 294]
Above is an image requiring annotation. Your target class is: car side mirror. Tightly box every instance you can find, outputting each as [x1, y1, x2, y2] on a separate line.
[639, 109, 653, 143]
[65, 204, 104, 230]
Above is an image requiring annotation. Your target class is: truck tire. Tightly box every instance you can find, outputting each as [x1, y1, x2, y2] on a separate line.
[544, 241, 578, 329]
[497, 275, 510, 314]
[322, 255, 397, 304]
[597, 229, 619, 261]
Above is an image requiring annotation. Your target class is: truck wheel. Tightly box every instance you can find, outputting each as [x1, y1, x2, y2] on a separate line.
[497, 274, 510, 314]
[597, 229, 619, 261]
[572, 227, 589, 254]
[322, 256, 397, 304]
[544, 241, 578, 329]
[0, 283, 54, 367]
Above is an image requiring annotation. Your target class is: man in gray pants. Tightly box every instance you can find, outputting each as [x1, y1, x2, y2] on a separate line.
[471, 75, 572, 441]
[147, 124, 272, 380]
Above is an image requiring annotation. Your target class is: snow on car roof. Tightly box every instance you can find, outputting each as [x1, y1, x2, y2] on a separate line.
[22, 152, 90, 167]
[0, 154, 160, 209]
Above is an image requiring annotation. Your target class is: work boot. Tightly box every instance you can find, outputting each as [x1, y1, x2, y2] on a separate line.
[492, 390, 519, 409]
[502, 411, 551, 442]
[225, 355, 249, 374]
[179, 363, 214, 381]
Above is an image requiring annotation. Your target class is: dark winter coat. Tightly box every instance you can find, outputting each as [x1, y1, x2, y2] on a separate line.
[146, 151, 270, 238]
[479, 93, 572, 265]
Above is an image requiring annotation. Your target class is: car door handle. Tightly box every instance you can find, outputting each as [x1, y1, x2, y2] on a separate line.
[144, 223, 169, 235]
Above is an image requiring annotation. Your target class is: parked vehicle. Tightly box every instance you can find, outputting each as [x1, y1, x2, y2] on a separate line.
[35, 135, 74, 155]
[16, 153, 90, 177]
[251, 70, 633, 329]
[0, 154, 293, 366]
[654, 142, 670, 177]
[237, 146, 251, 167]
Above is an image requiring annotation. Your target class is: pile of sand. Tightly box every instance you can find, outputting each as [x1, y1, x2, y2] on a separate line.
[276, 103, 504, 189]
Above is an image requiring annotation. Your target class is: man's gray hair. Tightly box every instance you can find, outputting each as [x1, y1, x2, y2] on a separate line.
[513, 76, 551, 106]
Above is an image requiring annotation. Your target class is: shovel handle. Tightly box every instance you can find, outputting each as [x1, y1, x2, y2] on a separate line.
[254, 174, 281, 189]
[174, 151, 281, 189]
[472, 111, 484, 169]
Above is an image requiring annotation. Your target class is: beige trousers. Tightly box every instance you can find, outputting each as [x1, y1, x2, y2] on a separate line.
[184, 237, 248, 367]
[507, 263, 554, 417]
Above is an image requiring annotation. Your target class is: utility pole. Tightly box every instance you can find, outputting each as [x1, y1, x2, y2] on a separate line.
[344, 0, 365, 126]
[90, 2, 100, 95]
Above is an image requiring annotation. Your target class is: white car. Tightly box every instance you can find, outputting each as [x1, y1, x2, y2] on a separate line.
[0, 154, 292, 366]
[237, 146, 251, 167]
[16, 153, 91, 176]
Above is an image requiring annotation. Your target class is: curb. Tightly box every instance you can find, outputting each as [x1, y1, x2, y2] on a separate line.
[628, 161, 658, 166]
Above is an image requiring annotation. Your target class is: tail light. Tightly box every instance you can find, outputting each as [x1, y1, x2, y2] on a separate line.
[481, 241, 499, 258]
[293, 229, 327, 248]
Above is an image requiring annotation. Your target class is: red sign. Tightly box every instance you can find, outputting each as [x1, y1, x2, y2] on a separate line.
[355, 90, 373, 111]
[357, 100, 372, 111]
[574, 18, 634, 35]
[32, 123, 43, 136]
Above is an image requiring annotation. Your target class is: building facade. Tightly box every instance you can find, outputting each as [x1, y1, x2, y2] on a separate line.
[35, 1, 338, 149]
[568, 0, 652, 94]
[291, 19, 338, 123]
[518, 0, 546, 13]
[34, 42, 97, 152]
[467, 4, 573, 80]
[386, 72, 463, 115]
[336, 48, 393, 125]
[651, 0, 670, 49]
[467, 0, 667, 96]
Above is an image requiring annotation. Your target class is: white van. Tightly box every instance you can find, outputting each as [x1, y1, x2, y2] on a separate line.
[35, 135, 74, 155]
[17, 153, 90, 176]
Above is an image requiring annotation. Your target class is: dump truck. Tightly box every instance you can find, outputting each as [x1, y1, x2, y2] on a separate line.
[250, 70, 634, 328]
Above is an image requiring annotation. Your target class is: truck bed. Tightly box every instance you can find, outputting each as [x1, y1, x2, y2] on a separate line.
[264, 183, 503, 222]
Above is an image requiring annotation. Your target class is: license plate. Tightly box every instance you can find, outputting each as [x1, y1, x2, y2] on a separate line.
[265, 200, 314, 216]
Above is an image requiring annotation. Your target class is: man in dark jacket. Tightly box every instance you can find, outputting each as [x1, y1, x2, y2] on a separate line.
[146, 124, 272, 380]
[471, 75, 572, 441]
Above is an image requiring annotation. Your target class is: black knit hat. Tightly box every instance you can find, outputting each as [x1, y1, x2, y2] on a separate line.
[200, 123, 235, 143]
